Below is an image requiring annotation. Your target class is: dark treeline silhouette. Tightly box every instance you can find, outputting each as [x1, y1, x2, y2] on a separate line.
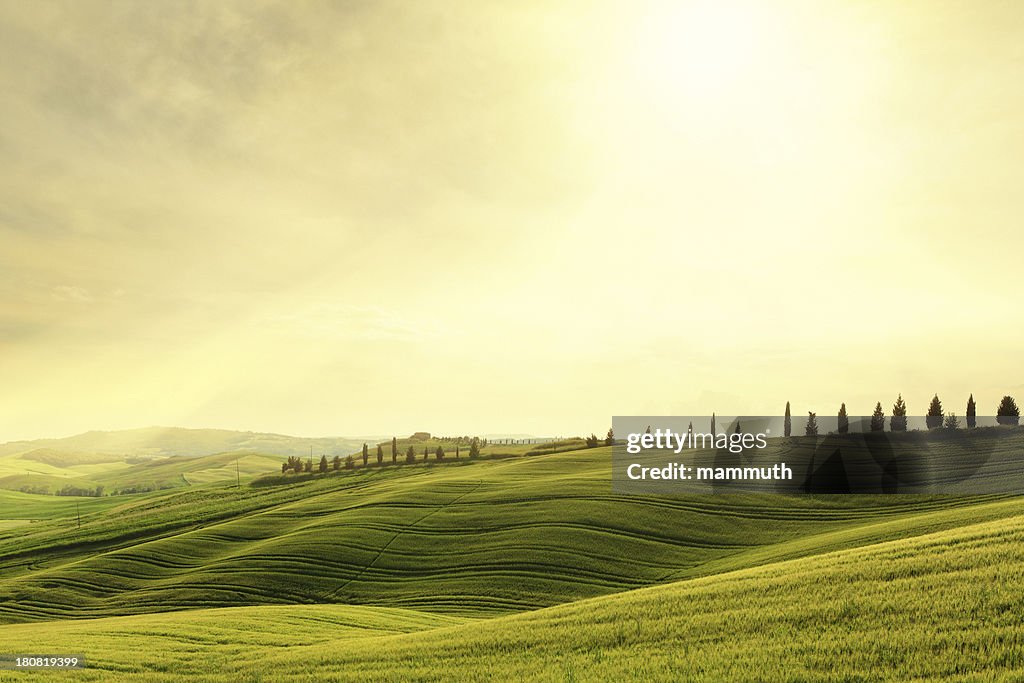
[56, 484, 105, 497]
[276, 392, 1023, 479]
[276, 432, 572, 478]
[436, 435, 487, 445]
[791, 392, 1020, 435]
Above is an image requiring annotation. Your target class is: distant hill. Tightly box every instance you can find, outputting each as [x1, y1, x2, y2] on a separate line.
[0, 427, 367, 460]
[19, 448, 126, 468]
[0, 427, 368, 493]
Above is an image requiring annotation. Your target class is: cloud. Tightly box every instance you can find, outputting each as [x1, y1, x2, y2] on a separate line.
[267, 303, 436, 343]
[51, 285, 94, 303]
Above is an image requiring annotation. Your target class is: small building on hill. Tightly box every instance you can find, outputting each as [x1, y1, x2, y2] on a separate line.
[410, 431, 431, 441]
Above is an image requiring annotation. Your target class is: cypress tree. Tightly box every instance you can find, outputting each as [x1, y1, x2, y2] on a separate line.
[784, 402, 791, 437]
[424, 445, 429, 461]
[332, 455, 341, 471]
[435, 445, 445, 461]
[870, 402, 885, 432]
[805, 412, 818, 437]
[344, 455, 354, 470]
[711, 413, 716, 435]
[391, 437, 398, 464]
[605, 428, 615, 446]
[891, 394, 908, 432]
[406, 445, 416, 464]
[319, 455, 328, 473]
[997, 396, 1020, 425]
[838, 403, 849, 434]
[926, 394, 943, 430]
[469, 437, 480, 459]
[377, 443, 384, 465]
[966, 394, 976, 429]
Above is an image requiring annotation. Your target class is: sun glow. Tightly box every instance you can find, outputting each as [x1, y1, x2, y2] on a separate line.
[629, 0, 786, 104]
[2, 1, 1022, 440]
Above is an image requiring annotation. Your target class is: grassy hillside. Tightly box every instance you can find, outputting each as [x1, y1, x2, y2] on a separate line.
[0, 452, 286, 498]
[2, 435, 1023, 680]
[0, 457, 123, 486]
[2, 508, 1022, 681]
[0, 472, 100, 495]
[0, 490, 134, 520]
[0, 604, 468, 680]
[0, 427, 370, 493]
[99, 451, 285, 491]
[0, 445, 1014, 624]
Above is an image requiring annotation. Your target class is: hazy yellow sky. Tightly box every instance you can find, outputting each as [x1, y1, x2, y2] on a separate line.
[1, 0, 1022, 442]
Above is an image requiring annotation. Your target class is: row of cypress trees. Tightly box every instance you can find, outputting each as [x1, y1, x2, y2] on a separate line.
[282, 437, 482, 474]
[785, 394, 1021, 436]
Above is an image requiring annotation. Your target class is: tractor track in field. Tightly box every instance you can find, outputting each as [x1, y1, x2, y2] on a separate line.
[330, 480, 485, 598]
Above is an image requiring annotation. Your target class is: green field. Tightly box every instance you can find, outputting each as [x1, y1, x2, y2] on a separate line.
[0, 437, 1022, 680]
[0, 427, 371, 496]
[3, 512, 1021, 681]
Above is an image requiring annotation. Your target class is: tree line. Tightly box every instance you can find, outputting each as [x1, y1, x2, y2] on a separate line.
[790, 394, 1020, 436]
[281, 437, 482, 475]
[280, 393, 1023, 475]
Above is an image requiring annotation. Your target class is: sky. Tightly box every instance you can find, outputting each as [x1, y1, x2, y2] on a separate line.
[1, 0, 1022, 442]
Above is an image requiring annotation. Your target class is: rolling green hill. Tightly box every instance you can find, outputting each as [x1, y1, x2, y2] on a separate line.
[98, 451, 286, 492]
[0, 451, 289, 499]
[0, 445, 1015, 623]
[1, 438, 1022, 680]
[2, 504, 1022, 681]
[0, 427, 371, 494]
[0, 427, 369, 460]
